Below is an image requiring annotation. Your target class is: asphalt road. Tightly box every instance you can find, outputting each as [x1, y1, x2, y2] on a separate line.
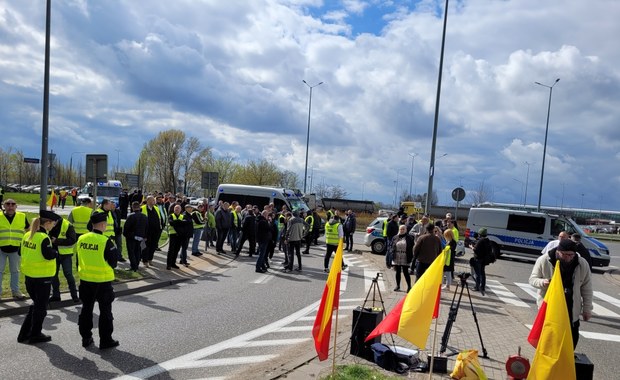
[0, 239, 384, 379]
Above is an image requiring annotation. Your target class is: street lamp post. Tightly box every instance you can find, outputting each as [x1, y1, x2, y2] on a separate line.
[534, 78, 560, 211]
[302, 80, 323, 194]
[512, 178, 524, 206]
[408, 152, 418, 199]
[524, 161, 534, 206]
[425, 0, 450, 216]
[114, 149, 121, 178]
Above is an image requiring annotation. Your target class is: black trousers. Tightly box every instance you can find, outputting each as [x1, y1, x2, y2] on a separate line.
[324, 244, 345, 270]
[236, 232, 256, 255]
[167, 234, 183, 267]
[287, 241, 302, 270]
[78, 281, 115, 342]
[126, 238, 142, 271]
[304, 234, 313, 254]
[216, 227, 229, 252]
[18, 276, 52, 340]
[144, 228, 161, 262]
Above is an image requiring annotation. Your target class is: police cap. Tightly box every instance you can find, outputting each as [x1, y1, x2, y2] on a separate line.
[40, 210, 61, 222]
[90, 212, 108, 224]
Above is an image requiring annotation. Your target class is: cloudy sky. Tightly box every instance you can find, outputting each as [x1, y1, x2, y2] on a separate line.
[1, 0, 619, 210]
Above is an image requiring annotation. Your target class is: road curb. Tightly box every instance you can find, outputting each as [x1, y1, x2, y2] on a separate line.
[604, 268, 620, 286]
[0, 277, 193, 319]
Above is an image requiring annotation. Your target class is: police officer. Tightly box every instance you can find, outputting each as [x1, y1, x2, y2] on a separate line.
[17, 210, 60, 344]
[68, 197, 93, 237]
[0, 198, 30, 299]
[303, 210, 314, 254]
[77, 211, 119, 349]
[49, 217, 79, 302]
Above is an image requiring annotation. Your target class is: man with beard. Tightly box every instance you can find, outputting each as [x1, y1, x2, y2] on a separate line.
[529, 238, 592, 348]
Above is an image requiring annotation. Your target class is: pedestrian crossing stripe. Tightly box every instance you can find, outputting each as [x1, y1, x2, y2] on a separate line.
[514, 283, 620, 318]
[363, 269, 386, 293]
[485, 280, 529, 308]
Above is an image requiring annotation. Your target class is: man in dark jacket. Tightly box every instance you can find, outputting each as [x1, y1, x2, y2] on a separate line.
[343, 210, 357, 252]
[235, 209, 256, 257]
[255, 210, 272, 273]
[472, 228, 493, 295]
[412, 223, 442, 279]
[124, 202, 149, 272]
[215, 202, 232, 254]
[386, 214, 399, 255]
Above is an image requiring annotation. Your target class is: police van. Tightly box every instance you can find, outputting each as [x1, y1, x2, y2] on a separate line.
[77, 180, 123, 206]
[214, 184, 310, 214]
[465, 207, 610, 266]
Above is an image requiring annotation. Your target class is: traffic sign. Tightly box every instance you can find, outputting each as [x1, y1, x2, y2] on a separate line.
[201, 171, 219, 190]
[85, 154, 108, 182]
[452, 187, 466, 202]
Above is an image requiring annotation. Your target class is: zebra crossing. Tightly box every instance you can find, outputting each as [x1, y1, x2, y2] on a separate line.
[490, 280, 620, 319]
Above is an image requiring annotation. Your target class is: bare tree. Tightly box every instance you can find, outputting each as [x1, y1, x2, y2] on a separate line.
[468, 180, 493, 205]
[147, 129, 185, 192]
[179, 136, 202, 194]
[278, 170, 299, 189]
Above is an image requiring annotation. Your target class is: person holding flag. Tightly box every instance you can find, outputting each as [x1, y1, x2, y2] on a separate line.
[47, 188, 58, 211]
[529, 238, 592, 349]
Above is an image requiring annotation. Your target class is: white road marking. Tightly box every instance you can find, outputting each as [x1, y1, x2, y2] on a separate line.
[278, 325, 312, 332]
[228, 338, 311, 347]
[174, 355, 278, 369]
[579, 331, 620, 343]
[113, 300, 322, 379]
[594, 291, 620, 309]
[485, 280, 529, 307]
[364, 269, 386, 293]
[515, 282, 539, 299]
[516, 283, 619, 318]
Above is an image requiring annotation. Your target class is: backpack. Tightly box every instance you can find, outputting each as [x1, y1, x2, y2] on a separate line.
[371, 343, 410, 374]
[475, 237, 496, 266]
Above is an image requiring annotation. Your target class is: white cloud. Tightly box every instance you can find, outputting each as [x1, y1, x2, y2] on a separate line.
[0, 0, 619, 210]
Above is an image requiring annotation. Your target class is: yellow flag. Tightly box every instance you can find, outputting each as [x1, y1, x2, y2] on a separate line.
[527, 262, 576, 380]
[397, 248, 446, 348]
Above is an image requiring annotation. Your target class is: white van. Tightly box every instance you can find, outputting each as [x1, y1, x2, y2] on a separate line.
[465, 207, 610, 267]
[214, 184, 310, 213]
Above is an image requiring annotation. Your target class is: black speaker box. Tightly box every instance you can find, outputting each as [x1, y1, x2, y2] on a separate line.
[350, 306, 383, 361]
[574, 352, 593, 380]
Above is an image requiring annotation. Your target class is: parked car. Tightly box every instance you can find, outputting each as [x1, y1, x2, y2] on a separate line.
[364, 217, 387, 254]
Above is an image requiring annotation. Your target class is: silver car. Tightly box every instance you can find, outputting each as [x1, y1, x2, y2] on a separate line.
[363, 217, 387, 254]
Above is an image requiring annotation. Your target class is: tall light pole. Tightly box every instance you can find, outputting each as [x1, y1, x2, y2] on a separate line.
[512, 178, 524, 206]
[302, 80, 323, 194]
[425, 0, 450, 216]
[524, 161, 534, 206]
[534, 78, 560, 211]
[114, 149, 121, 177]
[408, 152, 418, 199]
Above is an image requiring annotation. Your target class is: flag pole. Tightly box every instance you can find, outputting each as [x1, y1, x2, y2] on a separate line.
[331, 306, 340, 375]
[429, 316, 439, 379]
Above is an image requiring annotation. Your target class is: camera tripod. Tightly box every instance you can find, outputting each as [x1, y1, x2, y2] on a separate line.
[344, 272, 395, 358]
[439, 273, 488, 358]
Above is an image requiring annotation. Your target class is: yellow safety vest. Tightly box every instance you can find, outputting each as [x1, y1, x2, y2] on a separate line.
[141, 204, 162, 221]
[77, 232, 114, 282]
[57, 219, 75, 255]
[278, 214, 285, 231]
[94, 209, 114, 237]
[0, 212, 27, 247]
[169, 213, 184, 235]
[191, 211, 205, 230]
[382, 219, 388, 237]
[325, 222, 341, 245]
[21, 231, 56, 278]
[71, 206, 92, 235]
[305, 215, 314, 229]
